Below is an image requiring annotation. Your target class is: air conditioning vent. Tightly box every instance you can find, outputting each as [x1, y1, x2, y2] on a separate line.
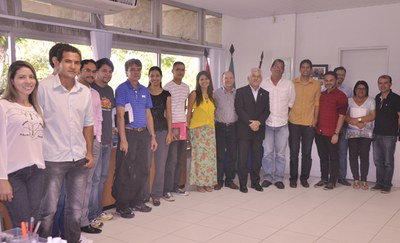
[39, 0, 138, 14]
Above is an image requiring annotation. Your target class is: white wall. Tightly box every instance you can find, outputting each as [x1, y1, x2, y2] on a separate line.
[221, 14, 296, 87]
[221, 3, 400, 186]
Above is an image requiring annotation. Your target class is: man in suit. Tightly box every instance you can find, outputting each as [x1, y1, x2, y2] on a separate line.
[235, 67, 270, 193]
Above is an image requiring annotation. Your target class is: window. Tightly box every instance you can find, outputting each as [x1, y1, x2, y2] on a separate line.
[20, 0, 91, 22]
[0, 34, 9, 93]
[104, 0, 152, 33]
[110, 48, 157, 90]
[205, 14, 222, 45]
[160, 54, 200, 91]
[162, 4, 198, 41]
[15, 38, 92, 80]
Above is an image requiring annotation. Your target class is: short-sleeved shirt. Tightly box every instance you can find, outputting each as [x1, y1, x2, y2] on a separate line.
[289, 77, 321, 126]
[150, 90, 171, 131]
[261, 77, 295, 127]
[374, 90, 400, 136]
[213, 87, 238, 124]
[163, 81, 189, 123]
[0, 100, 45, 179]
[316, 88, 348, 136]
[346, 96, 375, 139]
[91, 83, 114, 144]
[115, 80, 152, 128]
[338, 83, 353, 98]
[189, 98, 215, 129]
[38, 74, 93, 162]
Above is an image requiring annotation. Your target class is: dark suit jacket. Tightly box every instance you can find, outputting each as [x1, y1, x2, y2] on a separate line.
[235, 85, 270, 140]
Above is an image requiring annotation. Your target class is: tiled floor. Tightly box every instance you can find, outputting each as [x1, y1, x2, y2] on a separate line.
[82, 178, 400, 243]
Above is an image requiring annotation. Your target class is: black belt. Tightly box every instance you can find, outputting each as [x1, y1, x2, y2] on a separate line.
[216, 121, 235, 127]
[126, 127, 147, 132]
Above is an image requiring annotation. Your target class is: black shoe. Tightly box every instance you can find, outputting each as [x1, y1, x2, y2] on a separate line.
[275, 181, 285, 189]
[143, 197, 150, 203]
[117, 208, 135, 219]
[251, 183, 263, 192]
[80, 225, 102, 234]
[133, 203, 152, 212]
[337, 179, 351, 186]
[289, 181, 297, 188]
[152, 198, 161, 207]
[314, 180, 327, 188]
[323, 182, 335, 190]
[239, 185, 248, 193]
[371, 184, 383, 191]
[300, 180, 309, 188]
[381, 187, 391, 194]
[261, 180, 272, 188]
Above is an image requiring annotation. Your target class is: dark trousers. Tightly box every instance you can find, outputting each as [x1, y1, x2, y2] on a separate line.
[215, 122, 237, 185]
[164, 139, 186, 193]
[315, 134, 339, 184]
[237, 139, 263, 186]
[288, 123, 315, 182]
[5, 165, 44, 228]
[348, 137, 372, 181]
[113, 129, 149, 210]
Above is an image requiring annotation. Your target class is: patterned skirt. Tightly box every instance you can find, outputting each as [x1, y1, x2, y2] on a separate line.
[189, 125, 217, 186]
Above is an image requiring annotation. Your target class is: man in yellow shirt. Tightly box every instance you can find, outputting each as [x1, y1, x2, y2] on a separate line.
[288, 59, 321, 188]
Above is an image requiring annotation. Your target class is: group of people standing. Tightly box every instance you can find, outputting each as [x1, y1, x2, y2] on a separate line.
[0, 40, 399, 243]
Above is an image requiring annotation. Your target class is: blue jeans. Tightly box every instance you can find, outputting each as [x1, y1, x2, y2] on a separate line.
[262, 124, 289, 183]
[5, 165, 44, 228]
[39, 159, 89, 243]
[81, 139, 101, 226]
[88, 143, 111, 220]
[288, 123, 315, 182]
[338, 124, 348, 179]
[373, 135, 397, 188]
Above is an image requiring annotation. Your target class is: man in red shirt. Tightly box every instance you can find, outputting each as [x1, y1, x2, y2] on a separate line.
[314, 71, 348, 190]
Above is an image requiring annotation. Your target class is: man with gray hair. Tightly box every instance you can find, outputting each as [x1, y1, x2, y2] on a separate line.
[235, 68, 270, 193]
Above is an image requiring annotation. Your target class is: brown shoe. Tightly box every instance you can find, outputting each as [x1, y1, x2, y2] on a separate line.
[214, 184, 222, 190]
[226, 182, 239, 190]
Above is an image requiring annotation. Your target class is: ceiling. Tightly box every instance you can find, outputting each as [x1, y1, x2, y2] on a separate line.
[173, 0, 400, 19]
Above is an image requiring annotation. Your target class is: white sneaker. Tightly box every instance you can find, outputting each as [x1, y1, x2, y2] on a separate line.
[96, 212, 113, 221]
[163, 192, 175, 201]
[174, 188, 189, 196]
[89, 219, 103, 229]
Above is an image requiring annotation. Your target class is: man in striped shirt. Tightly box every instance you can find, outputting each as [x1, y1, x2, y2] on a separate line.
[163, 62, 190, 201]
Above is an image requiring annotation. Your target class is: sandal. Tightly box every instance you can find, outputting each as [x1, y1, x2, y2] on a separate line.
[361, 181, 369, 190]
[197, 186, 206, 193]
[205, 186, 213, 192]
[352, 180, 360, 189]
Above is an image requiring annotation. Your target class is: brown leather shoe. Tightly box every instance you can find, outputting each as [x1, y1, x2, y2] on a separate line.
[214, 184, 222, 190]
[226, 182, 239, 190]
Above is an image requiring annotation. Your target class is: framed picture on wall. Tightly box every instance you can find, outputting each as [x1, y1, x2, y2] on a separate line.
[311, 64, 328, 80]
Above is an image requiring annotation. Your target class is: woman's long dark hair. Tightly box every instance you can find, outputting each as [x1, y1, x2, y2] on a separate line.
[195, 71, 214, 106]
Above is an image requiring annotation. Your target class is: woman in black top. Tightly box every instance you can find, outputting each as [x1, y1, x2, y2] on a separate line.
[144, 66, 172, 206]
